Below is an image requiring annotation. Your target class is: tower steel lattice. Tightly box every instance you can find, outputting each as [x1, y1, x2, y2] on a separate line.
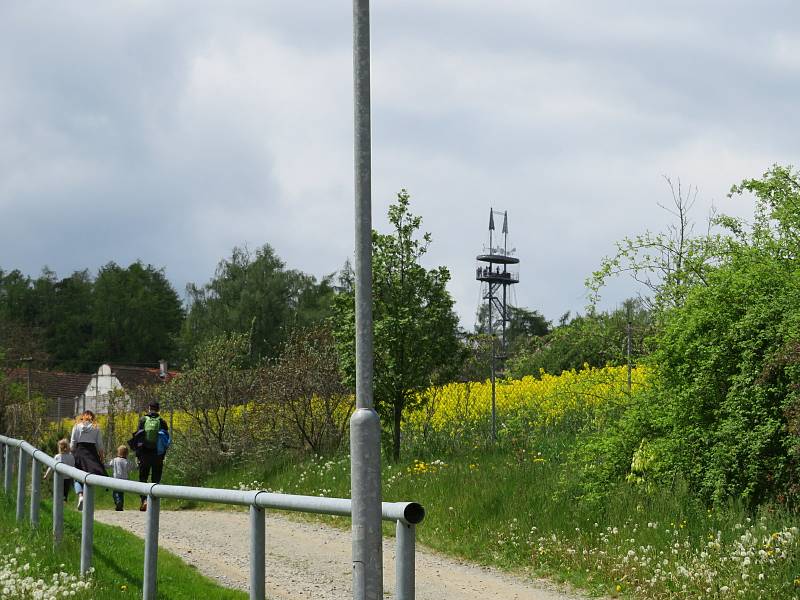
[476, 209, 519, 442]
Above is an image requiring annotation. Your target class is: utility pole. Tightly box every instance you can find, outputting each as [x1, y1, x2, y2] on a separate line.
[350, 1, 383, 599]
[95, 371, 99, 413]
[159, 359, 171, 430]
[21, 357, 33, 402]
[626, 303, 632, 395]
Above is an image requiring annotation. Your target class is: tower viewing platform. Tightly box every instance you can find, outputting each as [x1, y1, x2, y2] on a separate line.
[475, 260, 519, 283]
[476, 208, 519, 444]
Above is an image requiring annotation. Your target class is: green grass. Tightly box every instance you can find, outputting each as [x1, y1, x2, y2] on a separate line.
[0, 492, 247, 599]
[188, 436, 800, 599]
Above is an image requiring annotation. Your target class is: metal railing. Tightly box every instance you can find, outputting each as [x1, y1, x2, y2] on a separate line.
[0, 434, 424, 600]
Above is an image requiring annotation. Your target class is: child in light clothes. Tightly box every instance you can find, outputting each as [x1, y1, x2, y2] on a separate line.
[107, 445, 137, 511]
[43, 439, 75, 502]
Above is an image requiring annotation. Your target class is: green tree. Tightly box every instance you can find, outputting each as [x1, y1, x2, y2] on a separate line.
[0, 268, 38, 324]
[163, 331, 258, 452]
[332, 190, 462, 460]
[645, 166, 800, 505]
[265, 324, 352, 455]
[583, 166, 800, 506]
[0, 263, 182, 371]
[474, 304, 550, 359]
[160, 331, 260, 482]
[87, 261, 183, 366]
[44, 270, 94, 371]
[508, 300, 652, 378]
[457, 332, 494, 383]
[588, 177, 723, 310]
[181, 245, 334, 363]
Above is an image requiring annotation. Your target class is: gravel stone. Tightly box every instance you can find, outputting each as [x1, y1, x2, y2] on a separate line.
[96, 509, 593, 600]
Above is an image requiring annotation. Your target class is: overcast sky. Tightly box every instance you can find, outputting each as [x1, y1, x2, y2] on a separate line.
[1, 1, 798, 328]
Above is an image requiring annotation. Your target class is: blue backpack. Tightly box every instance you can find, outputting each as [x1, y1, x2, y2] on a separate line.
[157, 429, 171, 456]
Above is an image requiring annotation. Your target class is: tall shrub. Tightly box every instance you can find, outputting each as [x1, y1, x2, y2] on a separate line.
[639, 166, 800, 505]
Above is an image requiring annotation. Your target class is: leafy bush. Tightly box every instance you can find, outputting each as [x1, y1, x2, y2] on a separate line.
[263, 325, 352, 455]
[599, 166, 800, 507]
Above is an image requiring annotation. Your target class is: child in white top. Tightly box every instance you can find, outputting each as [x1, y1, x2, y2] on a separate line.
[107, 445, 137, 511]
[44, 439, 75, 502]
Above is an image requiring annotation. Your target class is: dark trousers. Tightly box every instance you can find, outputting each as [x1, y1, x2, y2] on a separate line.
[138, 452, 165, 501]
[63, 478, 73, 501]
[113, 491, 125, 510]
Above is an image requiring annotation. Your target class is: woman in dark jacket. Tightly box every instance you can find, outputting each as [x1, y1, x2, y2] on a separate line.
[70, 410, 106, 510]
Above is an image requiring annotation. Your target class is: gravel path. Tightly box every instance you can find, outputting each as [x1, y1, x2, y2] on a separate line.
[96, 509, 589, 600]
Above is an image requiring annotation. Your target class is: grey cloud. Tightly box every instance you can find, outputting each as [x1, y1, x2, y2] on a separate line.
[1, 1, 798, 328]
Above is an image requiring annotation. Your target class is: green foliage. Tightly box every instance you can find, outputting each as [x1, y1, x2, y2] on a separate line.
[645, 166, 800, 505]
[181, 244, 334, 364]
[265, 324, 353, 455]
[332, 190, 463, 460]
[161, 332, 253, 454]
[587, 177, 724, 310]
[456, 333, 493, 383]
[0, 247, 331, 371]
[585, 165, 800, 508]
[0, 494, 246, 599]
[508, 299, 652, 377]
[87, 262, 183, 366]
[474, 304, 550, 358]
[161, 332, 259, 481]
[219, 441, 800, 600]
[0, 262, 183, 370]
[44, 270, 94, 370]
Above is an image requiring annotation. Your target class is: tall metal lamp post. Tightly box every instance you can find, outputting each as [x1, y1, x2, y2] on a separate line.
[350, 0, 383, 598]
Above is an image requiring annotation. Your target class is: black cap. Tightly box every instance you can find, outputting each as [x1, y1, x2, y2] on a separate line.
[148, 402, 160, 411]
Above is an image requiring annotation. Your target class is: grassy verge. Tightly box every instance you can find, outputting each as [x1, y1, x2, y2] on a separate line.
[0, 493, 247, 599]
[193, 439, 800, 599]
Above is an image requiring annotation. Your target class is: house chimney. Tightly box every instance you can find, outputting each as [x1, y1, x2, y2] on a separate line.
[159, 359, 168, 380]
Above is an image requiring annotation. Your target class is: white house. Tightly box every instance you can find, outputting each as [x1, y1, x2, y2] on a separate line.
[81, 361, 174, 414]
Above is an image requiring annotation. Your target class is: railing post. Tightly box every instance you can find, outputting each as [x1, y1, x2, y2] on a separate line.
[30, 456, 41, 527]
[395, 521, 415, 600]
[53, 471, 64, 546]
[80, 484, 94, 575]
[3, 445, 12, 493]
[250, 505, 265, 600]
[16, 448, 28, 522]
[143, 495, 160, 600]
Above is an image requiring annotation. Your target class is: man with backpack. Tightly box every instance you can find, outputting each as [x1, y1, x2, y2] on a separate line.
[131, 401, 170, 512]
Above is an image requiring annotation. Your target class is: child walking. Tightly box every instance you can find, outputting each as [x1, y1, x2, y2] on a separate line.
[44, 439, 75, 502]
[107, 445, 137, 511]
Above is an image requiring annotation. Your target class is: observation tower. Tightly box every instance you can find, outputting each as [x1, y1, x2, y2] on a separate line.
[476, 209, 519, 442]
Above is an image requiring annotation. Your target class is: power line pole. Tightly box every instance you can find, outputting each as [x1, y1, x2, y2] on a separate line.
[350, 1, 383, 598]
[626, 303, 632, 395]
[22, 357, 33, 403]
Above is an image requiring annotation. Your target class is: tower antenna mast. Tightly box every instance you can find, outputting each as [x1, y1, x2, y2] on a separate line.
[475, 209, 519, 442]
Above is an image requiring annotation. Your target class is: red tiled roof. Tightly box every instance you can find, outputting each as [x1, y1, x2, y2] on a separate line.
[108, 365, 178, 390]
[4, 368, 92, 400]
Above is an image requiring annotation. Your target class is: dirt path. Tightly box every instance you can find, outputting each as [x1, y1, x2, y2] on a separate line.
[96, 509, 588, 600]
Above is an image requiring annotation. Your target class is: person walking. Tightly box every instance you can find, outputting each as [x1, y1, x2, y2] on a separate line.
[70, 410, 106, 511]
[107, 445, 137, 511]
[43, 438, 75, 502]
[132, 401, 169, 512]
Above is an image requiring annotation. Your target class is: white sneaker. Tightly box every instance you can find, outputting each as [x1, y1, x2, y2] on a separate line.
[77, 494, 83, 511]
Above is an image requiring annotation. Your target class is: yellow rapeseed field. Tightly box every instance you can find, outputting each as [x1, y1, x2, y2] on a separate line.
[408, 365, 648, 432]
[49, 365, 648, 440]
